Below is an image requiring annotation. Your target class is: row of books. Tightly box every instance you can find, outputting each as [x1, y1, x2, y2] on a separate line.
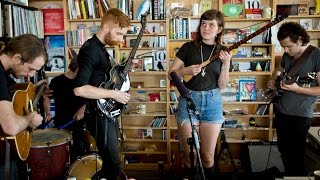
[169, 18, 199, 40]
[3, 4, 44, 38]
[66, 24, 89, 47]
[67, 0, 109, 20]
[146, 117, 167, 127]
[118, 0, 166, 20]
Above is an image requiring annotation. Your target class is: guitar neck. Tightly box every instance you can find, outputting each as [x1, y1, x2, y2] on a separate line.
[122, 12, 148, 75]
[201, 15, 287, 68]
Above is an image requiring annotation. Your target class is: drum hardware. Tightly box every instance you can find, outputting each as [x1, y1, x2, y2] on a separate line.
[45, 141, 52, 157]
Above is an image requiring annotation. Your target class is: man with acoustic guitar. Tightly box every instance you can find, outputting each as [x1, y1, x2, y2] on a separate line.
[0, 34, 47, 179]
[73, 8, 131, 180]
[267, 22, 320, 176]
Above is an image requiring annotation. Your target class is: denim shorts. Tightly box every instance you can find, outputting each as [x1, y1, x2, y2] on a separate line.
[176, 88, 224, 125]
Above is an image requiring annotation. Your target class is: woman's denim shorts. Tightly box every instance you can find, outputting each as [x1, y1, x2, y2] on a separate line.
[176, 88, 224, 125]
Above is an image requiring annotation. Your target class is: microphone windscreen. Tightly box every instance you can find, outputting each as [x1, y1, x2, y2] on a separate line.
[170, 72, 189, 98]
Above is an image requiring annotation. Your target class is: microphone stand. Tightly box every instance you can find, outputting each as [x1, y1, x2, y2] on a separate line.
[185, 96, 206, 180]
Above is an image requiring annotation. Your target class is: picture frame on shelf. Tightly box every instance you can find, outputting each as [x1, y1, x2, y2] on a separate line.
[300, 19, 313, 30]
[131, 58, 143, 72]
[143, 56, 154, 71]
[298, 3, 309, 15]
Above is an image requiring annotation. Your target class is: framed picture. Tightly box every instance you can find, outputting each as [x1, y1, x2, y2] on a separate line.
[143, 56, 154, 71]
[131, 58, 143, 71]
[300, 19, 313, 30]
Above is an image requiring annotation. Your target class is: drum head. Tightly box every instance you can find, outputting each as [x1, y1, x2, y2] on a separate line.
[68, 154, 102, 180]
[31, 128, 72, 148]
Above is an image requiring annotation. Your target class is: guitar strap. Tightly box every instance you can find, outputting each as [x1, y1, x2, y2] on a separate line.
[287, 45, 316, 77]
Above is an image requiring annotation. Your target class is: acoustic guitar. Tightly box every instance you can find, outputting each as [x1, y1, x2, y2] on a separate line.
[0, 80, 46, 161]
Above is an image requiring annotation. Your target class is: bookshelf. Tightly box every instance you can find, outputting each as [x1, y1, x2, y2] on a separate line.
[59, 0, 320, 172]
[0, 0, 44, 43]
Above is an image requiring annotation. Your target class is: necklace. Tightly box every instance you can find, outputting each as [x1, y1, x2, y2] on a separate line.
[200, 45, 215, 77]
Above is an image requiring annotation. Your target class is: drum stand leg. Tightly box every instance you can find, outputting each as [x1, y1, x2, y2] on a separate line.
[5, 140, 11, 180]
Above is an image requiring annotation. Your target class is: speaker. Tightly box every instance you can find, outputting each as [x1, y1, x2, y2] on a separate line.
[248, 143, 285, 172]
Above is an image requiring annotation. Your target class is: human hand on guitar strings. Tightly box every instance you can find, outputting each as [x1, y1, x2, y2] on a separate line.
[187, 64, 202, 76]
[27, 111, 43, 129]
[280, 81, 300, 93]
[112, 90, 131, 104]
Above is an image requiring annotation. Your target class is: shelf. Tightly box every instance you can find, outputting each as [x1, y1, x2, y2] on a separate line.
[287, 15, 320, 19]
[232, 57, 272, 61]
[123, 126, 167, 130]
[124, 138, 166, 142]
[230, 71, 272, 76]
[223, 101, 269, 104]
[129, 71, 166, 76]
[223, 127, 270, 131]
[68, 18, 101, 22]
[122, 112, 167, 116]
[130, 87, 166, 91]
[125, 33, 166, 36]
[123, 163, 159, 171]
[45, 71, 64, 77]
[120, 47, 166, 50]
[127, 101, 167, 104]
[224, 115, 270, 118]
[225, 17, 272, 21]
[123, 151, 167, 154]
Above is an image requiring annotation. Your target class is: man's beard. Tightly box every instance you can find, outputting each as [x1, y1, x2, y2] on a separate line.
[106, 40, 120, 46]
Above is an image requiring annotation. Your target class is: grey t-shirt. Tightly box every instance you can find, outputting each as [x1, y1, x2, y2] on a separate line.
[276, 45, 320, 118]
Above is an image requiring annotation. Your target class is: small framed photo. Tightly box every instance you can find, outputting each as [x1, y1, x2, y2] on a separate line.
[300, 19, 313, 30]
[143, 56, 154, 71]
[309, 7, 315, 15]
[131, 58, 143, 71]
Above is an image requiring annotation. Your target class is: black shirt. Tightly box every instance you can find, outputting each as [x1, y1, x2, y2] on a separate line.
[176, 41, 225, 91]
[49, 74, 84, 126]
[73, 34, 112, 88]
[0, 62, 15, 101]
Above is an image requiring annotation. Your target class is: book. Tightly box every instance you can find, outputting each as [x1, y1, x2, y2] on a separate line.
[42, 8, 64, 34]
[238, 78, 256, 101]
[244, 0, 261, 19]
[44, 35, 66, 72]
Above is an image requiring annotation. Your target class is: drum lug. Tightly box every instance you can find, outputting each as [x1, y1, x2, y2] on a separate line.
[45, 141, 52, 157]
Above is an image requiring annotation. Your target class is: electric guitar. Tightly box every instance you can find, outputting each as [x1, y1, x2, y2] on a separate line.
[0, 78, 46, 160]
[96, 12, 148, 120]
[265, 72, 317, 103]
[183, 15, 288, 87]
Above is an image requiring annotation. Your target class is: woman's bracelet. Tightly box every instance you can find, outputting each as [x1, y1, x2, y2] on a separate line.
[221, 66, 230, 70]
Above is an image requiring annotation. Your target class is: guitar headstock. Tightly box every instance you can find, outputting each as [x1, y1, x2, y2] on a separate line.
[140, 10, 149, 26]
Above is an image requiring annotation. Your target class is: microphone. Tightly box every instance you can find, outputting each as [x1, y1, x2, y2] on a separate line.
[170, 71, 189, 98]
[170, 72, 199, 116]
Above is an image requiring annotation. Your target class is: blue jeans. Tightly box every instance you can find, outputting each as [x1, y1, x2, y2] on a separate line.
[176, 88, 224, 125]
